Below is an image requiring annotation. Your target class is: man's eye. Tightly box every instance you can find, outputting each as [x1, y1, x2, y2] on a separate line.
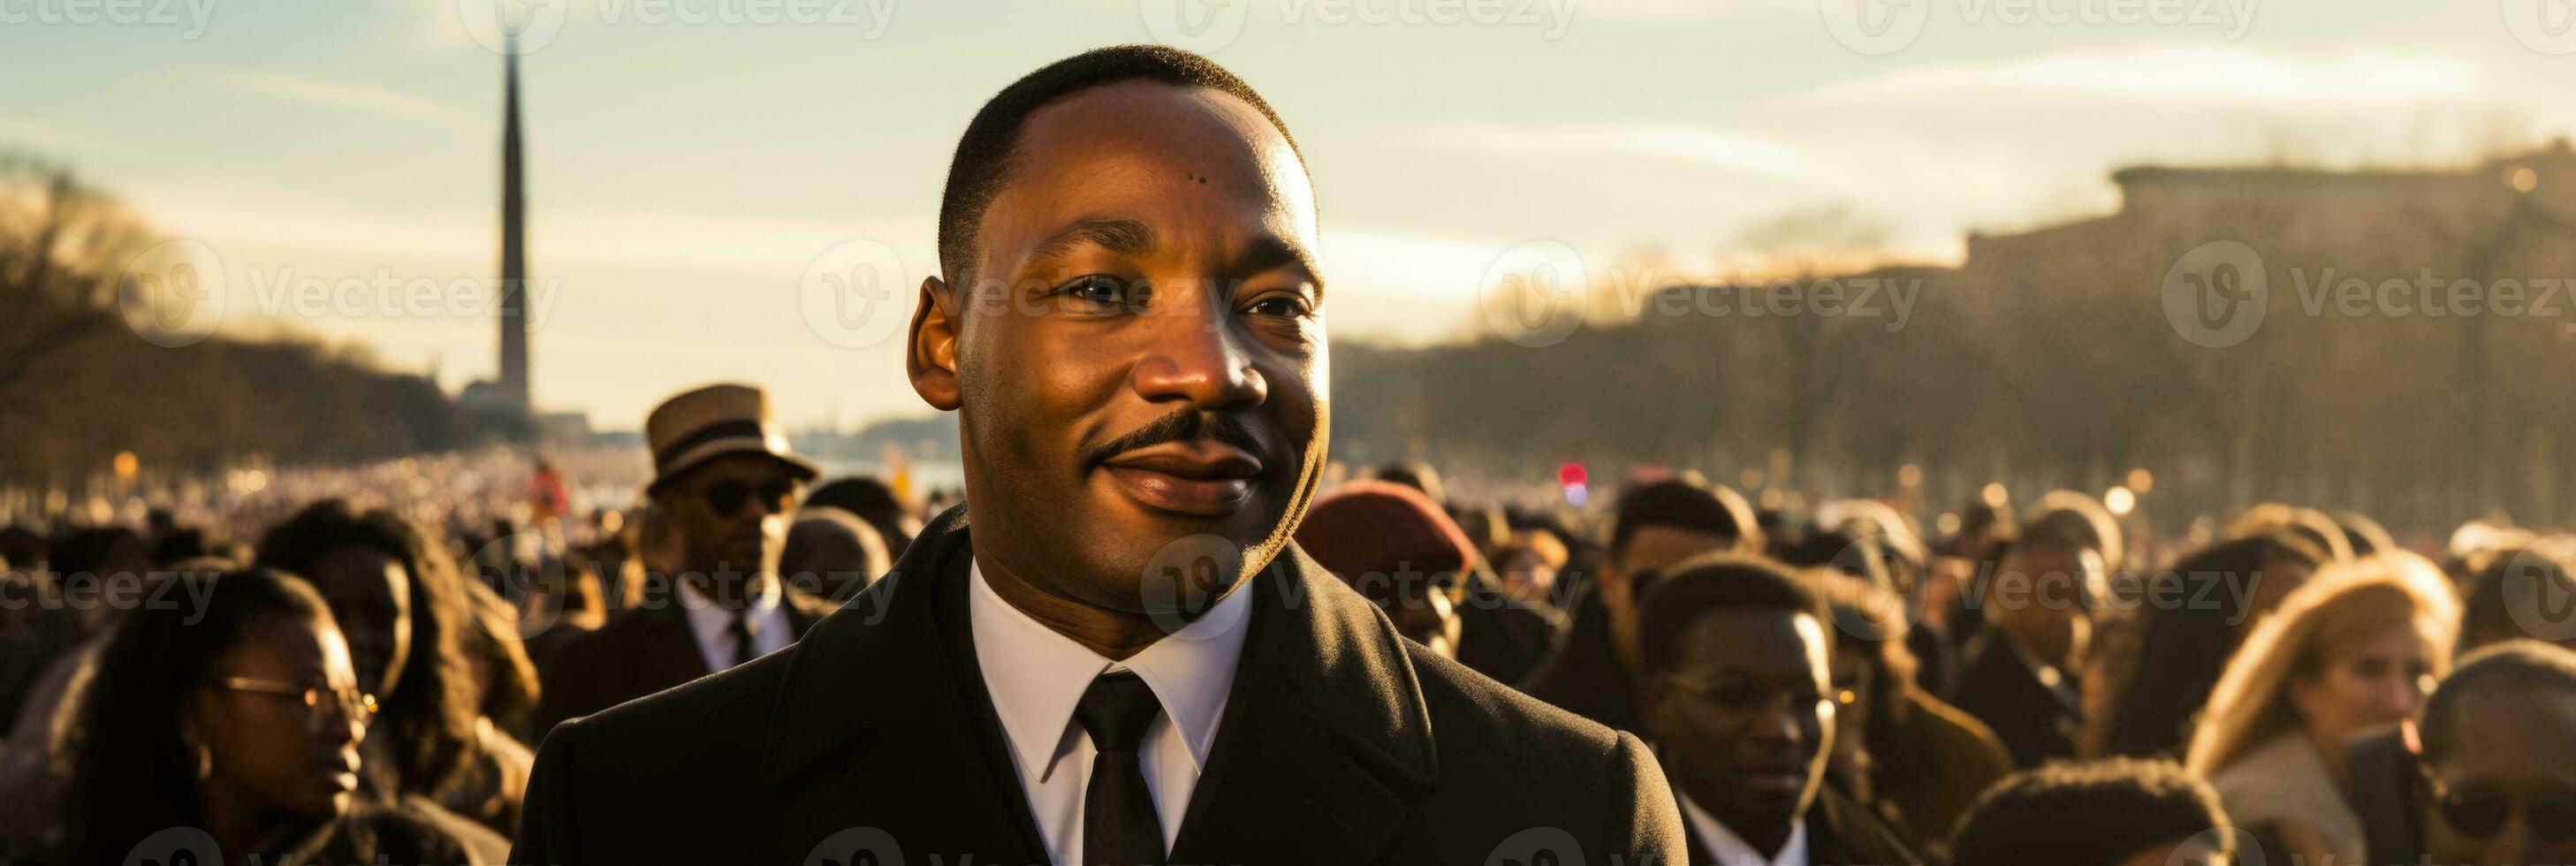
[1060, 276, 1136, 307]
[1246, 296, 1310, 317]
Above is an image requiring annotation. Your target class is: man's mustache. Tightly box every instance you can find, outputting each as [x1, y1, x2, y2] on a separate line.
[1086, 410, 1273, 467]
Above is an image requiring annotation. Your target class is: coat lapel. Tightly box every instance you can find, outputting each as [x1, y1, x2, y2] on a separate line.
[1166, 543, 1440, 865]
[635, 603, 710, 689]
[757, 505, 1046, 862]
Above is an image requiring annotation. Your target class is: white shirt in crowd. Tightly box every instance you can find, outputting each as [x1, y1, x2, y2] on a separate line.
[1677, 788, 1811, 866]
[678, 576, 790, 672]
[969, 559, 1253, 865]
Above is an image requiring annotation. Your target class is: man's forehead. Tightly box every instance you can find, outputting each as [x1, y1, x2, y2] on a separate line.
[985, 81, 1314, 241]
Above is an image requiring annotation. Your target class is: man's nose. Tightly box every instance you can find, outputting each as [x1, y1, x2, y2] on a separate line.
[1130, 295, 1267, 411]
[1750, 699, 1805, 744]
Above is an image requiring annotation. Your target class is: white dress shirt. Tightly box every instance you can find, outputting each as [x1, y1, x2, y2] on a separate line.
[678, 577, 790, 672]
[1677, 788, 1810, 866]
[969, 559, 1253, 865]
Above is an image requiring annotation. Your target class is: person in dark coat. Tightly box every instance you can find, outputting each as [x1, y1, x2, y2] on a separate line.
[1293, 479, 1557, 684]
[510, 44, 1682, 866]
[1524, 479, 1763, 735]
[1950, 525, 2102, 768]
[528, 383, 837, 741]
[1637, 556, 1919, 866]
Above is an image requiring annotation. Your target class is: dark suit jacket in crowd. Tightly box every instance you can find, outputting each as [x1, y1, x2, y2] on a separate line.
[527, 582, 836, 742]
[1948, 633, 2082, 769]
[1678, 786, 1919, 866]
[1520, 583, 1647, 736]
[511, 505, 1685, 865]
[1453, 572, 1563, 687]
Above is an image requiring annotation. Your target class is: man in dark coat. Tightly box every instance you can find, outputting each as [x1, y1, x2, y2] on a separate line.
[1949, 528, 2099, 768]
[512, 44, 1682, 866]
[528, 384, 838, 741]
[1638, 557, 1919, 866]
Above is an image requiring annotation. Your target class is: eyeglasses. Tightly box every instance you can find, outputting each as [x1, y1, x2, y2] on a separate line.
[702, 477, 798, 515]
[210, 676, 378, 731]
[2422, 773, 2576, 843]
[1663, 673, 1853, 715]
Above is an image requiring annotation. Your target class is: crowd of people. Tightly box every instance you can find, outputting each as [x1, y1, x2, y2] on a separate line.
[4, 394, 2573, 864]
[11, 43, 2576, 866]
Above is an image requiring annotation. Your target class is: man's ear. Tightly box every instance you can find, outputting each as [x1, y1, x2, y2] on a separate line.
[908, 275, 962, 411]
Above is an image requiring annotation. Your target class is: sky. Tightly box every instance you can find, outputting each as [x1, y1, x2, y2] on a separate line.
[4, 0, 2572, 430]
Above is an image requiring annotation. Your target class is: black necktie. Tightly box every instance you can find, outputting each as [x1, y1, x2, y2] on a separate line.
[727, 610, 760, 668]
[1075, 671, 1166, 866]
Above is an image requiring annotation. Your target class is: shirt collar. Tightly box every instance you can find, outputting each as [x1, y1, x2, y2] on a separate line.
[1676, 788, 1809, 866]
[969, 558, 1252, 780]
[680, 577, 780, 644]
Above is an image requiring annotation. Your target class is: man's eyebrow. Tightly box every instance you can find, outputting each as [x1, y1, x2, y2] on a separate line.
[1024, 218, 1157, 265]
[1235, 233, 1323, 290]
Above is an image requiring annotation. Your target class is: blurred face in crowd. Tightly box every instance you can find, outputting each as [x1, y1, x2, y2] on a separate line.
[302, 543, 410, 699]
[1605, 527, 1733, 675]
[1354, 572, 1463, 658]
[1990, 538, 2102, 669]
[1645, 606, 1835, 851]
[2421, 686, 2576, 866]
[1498, 530, 1568, 602]
[1827, 641, 1874, 786]
[654, 452, 802, 598]
[70, 536, 154, 630]
[910, 80, 1325, 624]
[188, 614, 368, 827]
[2291, 624, 2432, 752]
[2238, 555, 2317, 641]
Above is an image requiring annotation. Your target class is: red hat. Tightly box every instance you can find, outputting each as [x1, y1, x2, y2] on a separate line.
[1294, 480, 1478, 584]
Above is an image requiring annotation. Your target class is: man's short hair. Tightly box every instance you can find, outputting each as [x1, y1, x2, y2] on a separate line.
[1608, 480, 1756, 559]
[937, 44, 1306, 286]
[1637, 555, 1825, 674]
[2417, 639, 2576, 763]
[1949, 758, 2230, 866]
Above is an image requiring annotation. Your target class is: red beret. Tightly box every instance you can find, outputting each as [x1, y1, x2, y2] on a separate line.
[1294, 479, 1478, 583]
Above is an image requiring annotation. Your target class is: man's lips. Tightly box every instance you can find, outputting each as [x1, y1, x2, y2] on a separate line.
[1099, 442, 1264, 517]
[1737, 763, 1812, 794]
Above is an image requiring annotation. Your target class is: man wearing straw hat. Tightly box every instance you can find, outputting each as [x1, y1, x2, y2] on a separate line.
[528, 383, 839, 741]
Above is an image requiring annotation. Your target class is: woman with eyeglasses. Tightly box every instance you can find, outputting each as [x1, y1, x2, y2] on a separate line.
[48, 568, 478, 865]
[2413, 640, 2576, 866]
[2185, 551, 2460, 866]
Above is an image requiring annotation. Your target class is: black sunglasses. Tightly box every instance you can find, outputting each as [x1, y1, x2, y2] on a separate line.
[2426, 775, 2576, 842]
[702, 477, 799, 515]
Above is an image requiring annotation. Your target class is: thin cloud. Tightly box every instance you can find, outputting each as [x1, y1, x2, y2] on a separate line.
[1803, 45, 2479, 108]
[1410, 123, 1827, 184]
[201, 70, 480, 131]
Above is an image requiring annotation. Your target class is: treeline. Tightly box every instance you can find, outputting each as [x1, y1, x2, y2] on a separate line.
[0, 153, 474, 486]
[1330, 147, 2576, 536]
